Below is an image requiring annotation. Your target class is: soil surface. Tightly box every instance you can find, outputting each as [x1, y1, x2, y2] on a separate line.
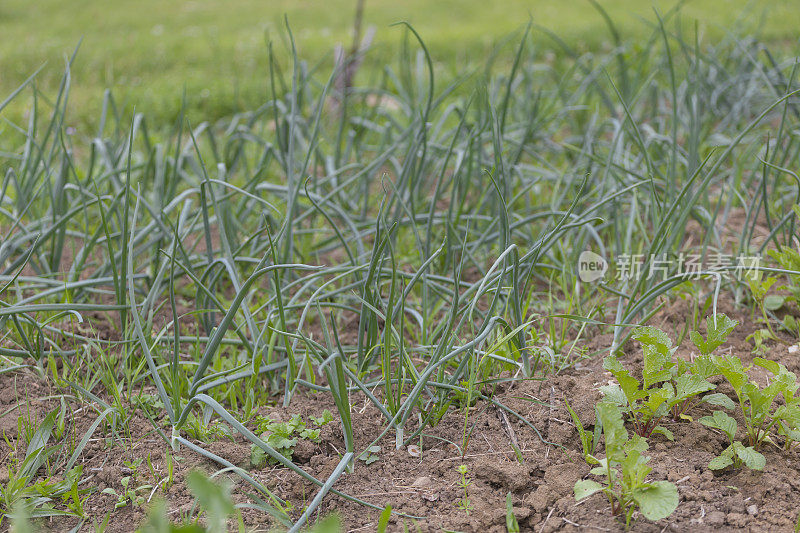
[4, 300, 800, 532]
[281, 301, 800, 532]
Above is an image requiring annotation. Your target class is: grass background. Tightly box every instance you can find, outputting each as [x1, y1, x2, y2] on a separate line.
[1, 0, 798, 127]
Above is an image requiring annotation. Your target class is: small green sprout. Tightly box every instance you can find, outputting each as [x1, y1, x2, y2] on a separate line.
[455, 464, 473, 515]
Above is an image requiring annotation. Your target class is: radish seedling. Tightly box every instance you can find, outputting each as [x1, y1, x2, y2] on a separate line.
[601, 326, 717, 439]
[574, 402, 678, 527]
[699, 410, 765, 471]
[712, 355, 800, 452]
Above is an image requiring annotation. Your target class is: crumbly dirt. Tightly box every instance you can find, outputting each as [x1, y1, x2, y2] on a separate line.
[4, 297, 800, 532]
[283, 300, 800, 532]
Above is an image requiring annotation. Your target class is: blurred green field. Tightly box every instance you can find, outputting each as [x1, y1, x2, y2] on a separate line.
[2, 0, 798, 128]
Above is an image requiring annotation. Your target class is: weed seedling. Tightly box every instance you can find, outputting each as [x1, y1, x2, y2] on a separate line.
[249, 414, 325, 467]
[165, 451, 175, 490]
[102, 475, 153, 509]
[358, 445, 381, 465]
[505, 492, 519, 533]
[564, 399, 600, 462]
[455, 464, 473, 515]
[768, 243, 800, 339]
[744, 273, 783, 353]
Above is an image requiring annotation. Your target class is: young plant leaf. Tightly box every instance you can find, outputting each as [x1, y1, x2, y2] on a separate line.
[377, 505, 392, 533]
[699, 411, 737, 442]
[505, 493, 520, 533]
[632, 481, 679, 521]
[701, 393, 735, 410]
[690, 314, 738, 355]
[709, 445, 735, 470]
[633, 326, 674, 387]
[732, 441, 766, 471]
[574, 479, 604, 501]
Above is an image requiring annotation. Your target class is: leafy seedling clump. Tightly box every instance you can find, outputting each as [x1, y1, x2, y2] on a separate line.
[601, 323, 726, 440]
[574, 402, 679, 527]
[250, 411, 333, 467]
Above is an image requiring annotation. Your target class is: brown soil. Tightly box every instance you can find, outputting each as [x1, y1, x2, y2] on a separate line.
[4, 299, 800, 532]
[282, 301, 800, 532]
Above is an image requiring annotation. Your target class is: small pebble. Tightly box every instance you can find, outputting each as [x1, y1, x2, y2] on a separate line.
[412, 476, 431, 487]
[747, 504, 759, 516]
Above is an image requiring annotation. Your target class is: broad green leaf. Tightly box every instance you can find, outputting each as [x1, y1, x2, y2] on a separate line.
[741, 383, 773, 423]
[709, 445, 734, 470]
[770, 374, 799, 405]
[633, 326, 674, 387]
[691, 315, 738, 355]
[574, 479, 604, 501]
[603, 356, 646, 405]
[732, 441, 766, 471]
[699, 411, 737, 442]
[689, 331, 708, 355]
[774, 404, 800, 429]
[633, 326, 673, 356]
[588, 456, 608, 474]
[599, 383, 628, 407]
[779, 425, 800, 443]
[753, 357, 782, 375]
[622, 454, 652, 487]
[765, 294, 785, 311]
[642, 385, 673, 415]
[632, 481, 679, 521]
[625, 433, 649, 454]
[691, 355, 719, 379]
[651, 425, 674, 441]
[709, 312, 739, 331]
[250, 446, 267, 467]
[671, 374, 714, 405]
[595, 402, 628, 460]
[755, 358, 799, 404]
[712, 355, 748, 393]
[672, 358, 691, 378]
[701, 393, 735, 410]
[311, 409, 334, 426]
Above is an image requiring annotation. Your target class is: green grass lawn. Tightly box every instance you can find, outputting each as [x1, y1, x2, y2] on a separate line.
[2, 0, 798, 128]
